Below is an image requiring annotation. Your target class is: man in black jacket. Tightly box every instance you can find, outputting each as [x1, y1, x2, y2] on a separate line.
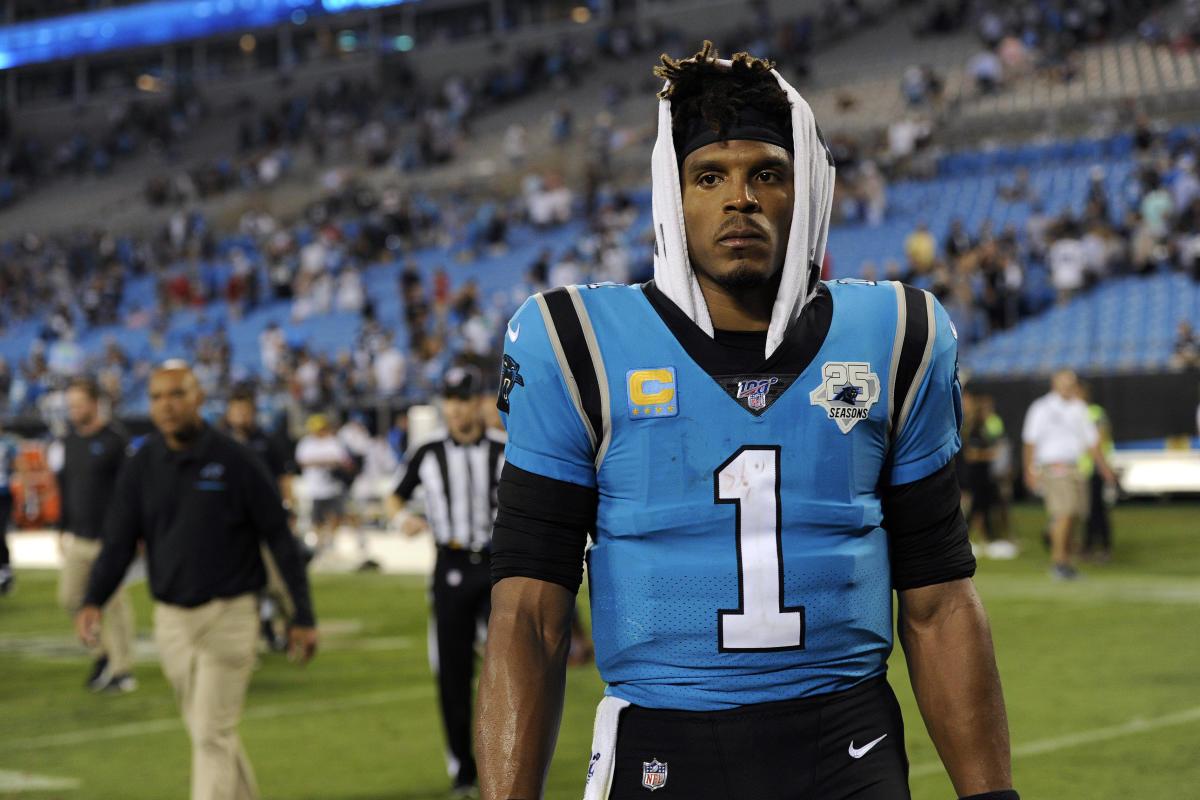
[77, 361, 317, 800]
[57, 376, 137, 693]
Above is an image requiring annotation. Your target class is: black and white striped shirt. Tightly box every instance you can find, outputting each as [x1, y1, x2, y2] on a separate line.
[394, 430, 506, 552]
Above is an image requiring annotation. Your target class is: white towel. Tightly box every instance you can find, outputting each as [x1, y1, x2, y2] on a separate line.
[581, 695, 630, 800]
[650, 63, 837, 359]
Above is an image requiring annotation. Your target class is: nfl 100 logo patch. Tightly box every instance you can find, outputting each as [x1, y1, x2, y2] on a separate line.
[736, 376, 779, 411]
[641, 758, 668, 791]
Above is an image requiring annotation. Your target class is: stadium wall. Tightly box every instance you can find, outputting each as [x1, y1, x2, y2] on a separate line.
[969, 370, 1200, 446]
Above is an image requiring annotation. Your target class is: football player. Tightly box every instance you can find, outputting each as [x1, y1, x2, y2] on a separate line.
[477, 43, 1016, 800]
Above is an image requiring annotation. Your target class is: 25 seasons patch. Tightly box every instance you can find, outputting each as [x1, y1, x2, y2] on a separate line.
[809, 361, 880, 433]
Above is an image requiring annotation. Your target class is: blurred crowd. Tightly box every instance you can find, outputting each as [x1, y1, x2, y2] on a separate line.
[0, 142, 649, 419]
[917, 0, 1190, 94]
[884, 117, 1200, 347]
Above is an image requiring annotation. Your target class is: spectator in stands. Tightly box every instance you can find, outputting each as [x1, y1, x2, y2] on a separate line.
[1048, 220, 1087, 304]
[1022, 370, 1115, 580]
[904, 220, 936, 279]
[1140, 172, 1175, 239]
[1171, 321, 1200, 370]
[969, 47, 1002, 93]
[295, 414, 354, 553]
[997, 167, 1034, 202]
[260, 322, 286, 380]
[944, 218, 973, 261]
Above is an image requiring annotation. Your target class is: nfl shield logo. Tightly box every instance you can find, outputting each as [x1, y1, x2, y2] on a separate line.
[641, 758, 668, 791]
[736, 376, 779, 412]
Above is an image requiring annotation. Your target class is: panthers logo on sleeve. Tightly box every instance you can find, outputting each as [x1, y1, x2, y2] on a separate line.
[497, 354, 524, 413]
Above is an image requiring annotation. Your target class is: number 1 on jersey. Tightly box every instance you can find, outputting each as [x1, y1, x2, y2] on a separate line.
[715, 446, 805, 652]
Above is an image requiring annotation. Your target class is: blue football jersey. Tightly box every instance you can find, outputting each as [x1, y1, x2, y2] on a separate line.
[498, 280, 962, 711]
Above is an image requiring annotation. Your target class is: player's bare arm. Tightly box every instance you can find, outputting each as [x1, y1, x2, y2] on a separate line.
[898, 577, 1013, 797]
[476, 576, 574, 800]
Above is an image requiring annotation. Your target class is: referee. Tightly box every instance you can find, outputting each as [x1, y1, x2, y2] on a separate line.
[57, 376, 137, 693]
[76, 361, 317, 800]
[389, 366, 505, 799]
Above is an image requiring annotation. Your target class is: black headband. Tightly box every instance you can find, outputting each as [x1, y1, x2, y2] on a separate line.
[675, 104, 793, 163]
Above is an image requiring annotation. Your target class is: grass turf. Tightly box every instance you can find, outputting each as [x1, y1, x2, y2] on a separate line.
[1, 502, 1197, 799]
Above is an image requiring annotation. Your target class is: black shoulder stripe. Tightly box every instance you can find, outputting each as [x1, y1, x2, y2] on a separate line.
[541, 287, 604, 448]
[890, 285, 931, 442]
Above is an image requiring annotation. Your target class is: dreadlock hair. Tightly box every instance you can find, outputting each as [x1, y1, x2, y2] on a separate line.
[654, 41, 792, 154]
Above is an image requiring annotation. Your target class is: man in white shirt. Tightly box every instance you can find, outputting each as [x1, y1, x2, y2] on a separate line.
[1048, 230, 1086, 304]
[373, 333, 406, 397]
[295, 414, 354, 552]
[1022, 370, 1115, 579]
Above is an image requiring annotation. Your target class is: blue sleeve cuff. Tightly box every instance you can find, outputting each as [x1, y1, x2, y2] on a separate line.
[888, 433, 959, 486]
[505, 441, 596, 489]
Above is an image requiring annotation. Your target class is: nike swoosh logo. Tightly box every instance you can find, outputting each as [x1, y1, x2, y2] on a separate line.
[507, 322, 520, 342]
[848, 733, 887, 759]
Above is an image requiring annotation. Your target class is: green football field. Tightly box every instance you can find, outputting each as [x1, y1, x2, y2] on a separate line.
[1, 503, 1198, 799]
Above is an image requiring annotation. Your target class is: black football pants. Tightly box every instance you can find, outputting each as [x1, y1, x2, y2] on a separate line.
[430, 547, 492, 787]
[609, 675, 910, 800]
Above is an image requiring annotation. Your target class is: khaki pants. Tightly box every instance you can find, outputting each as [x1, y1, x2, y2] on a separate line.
[58, 535, 135, 675]
[155, 594, 260, 800]
[1041, 469, 1088, 522]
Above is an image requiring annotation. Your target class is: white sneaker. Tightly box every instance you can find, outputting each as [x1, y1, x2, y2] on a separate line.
[97, 673, 138, 694]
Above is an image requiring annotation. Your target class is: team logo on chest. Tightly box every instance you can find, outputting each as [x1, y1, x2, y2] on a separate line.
[809, 362, 881, 433]
[641, 758, 668, 791]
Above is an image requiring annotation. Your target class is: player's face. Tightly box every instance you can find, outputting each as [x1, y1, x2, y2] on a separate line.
[681, 139, 794, 294]
[149, 370, 203, 439]
[65, 388, 98, 430]
[225, 399, 255, 433]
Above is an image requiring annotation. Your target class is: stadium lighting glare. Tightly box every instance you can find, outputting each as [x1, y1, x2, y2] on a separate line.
[392, 35, 414, 52]
[337, 30, 357, 52]
[0, 0, 418, 71]
[239, 34, 257, 53]
[571, 5, 591, 23]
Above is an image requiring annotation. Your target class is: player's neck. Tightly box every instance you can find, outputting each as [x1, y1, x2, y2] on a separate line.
[697, 274, 777, 332]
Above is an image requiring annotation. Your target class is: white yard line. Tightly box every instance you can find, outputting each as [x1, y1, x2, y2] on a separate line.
[3, 686, 434, 752]
[911, 705, 1200, 778]
[0, 769, 81, 791]
[976, 575, 1200, 606]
